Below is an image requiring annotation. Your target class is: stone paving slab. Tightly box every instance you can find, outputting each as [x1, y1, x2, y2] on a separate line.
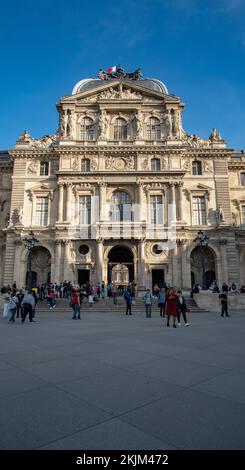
[0, 307, 245, 449]
[39, 417, 177, 450]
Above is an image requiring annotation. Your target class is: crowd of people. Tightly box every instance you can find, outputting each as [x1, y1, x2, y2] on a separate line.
[1, 276, 241, 324]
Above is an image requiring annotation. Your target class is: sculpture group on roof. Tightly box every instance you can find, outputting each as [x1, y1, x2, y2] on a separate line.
[98, 66, 142, 81]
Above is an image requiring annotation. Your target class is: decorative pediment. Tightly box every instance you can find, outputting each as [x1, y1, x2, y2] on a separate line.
[61, 80, 176, 104]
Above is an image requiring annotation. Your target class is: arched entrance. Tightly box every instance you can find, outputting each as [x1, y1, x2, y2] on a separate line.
[190, 246, 216, 289]
[108, 246, 134, 286]
[26, 246, 51, 287]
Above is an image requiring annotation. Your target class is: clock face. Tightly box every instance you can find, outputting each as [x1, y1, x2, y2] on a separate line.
[115, 158, 125, 170]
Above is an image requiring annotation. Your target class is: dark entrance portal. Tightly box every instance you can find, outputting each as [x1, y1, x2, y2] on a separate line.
[152, 269, 164, 292]
[108, 246, 134, 284]
[78, 269, 90, 285]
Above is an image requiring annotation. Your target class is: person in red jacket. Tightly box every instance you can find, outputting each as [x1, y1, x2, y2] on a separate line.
[165, 287, 178, 328]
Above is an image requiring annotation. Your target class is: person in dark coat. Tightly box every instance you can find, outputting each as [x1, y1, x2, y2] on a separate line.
[176, 290, 189, 326]
[124, 287, 132, 315]
[219, 285, 230, 317]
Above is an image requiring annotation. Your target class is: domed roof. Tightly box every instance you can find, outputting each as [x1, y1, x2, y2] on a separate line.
[72, 77, 169, 95]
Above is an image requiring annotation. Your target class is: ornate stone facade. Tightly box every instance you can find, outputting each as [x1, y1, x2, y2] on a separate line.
[0, 69, 245, 290]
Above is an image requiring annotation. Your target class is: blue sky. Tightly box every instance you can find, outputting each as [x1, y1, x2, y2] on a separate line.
[0, 0, 244, 149]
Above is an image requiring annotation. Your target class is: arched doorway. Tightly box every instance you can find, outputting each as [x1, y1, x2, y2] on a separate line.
[190, 246, 216, 289]
[108, 246, 134, 287]
[26, 246, 51, 287]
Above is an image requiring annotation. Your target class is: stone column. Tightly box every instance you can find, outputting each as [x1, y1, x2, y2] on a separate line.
[98, 182, 107, 221]
[219, 239, 228, 285]
[137, 181, 144, 222]
[137, 239, 146, 296]
[177, 182, 183, 221]
[182, 243, 191, 290]
[96, 238, 103, 284]
[172, 241, 178, 288]
[58, 183, 64, 222]
[63, 240, 72, 281]
[54, 240, 62, 282]
[66, 184, 73, 223]
[168, 182, 176, 224]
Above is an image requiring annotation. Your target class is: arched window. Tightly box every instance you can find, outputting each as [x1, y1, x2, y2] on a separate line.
[192, 160, 202, 175]
[80, 117, 94, 141]
[147, 117, 161, 140]
[40, 162, 49, 176]
[110, 191, 131, 221]
[114, 118, 127, 140]
[81, 159, 90, 172]
[240, 173, 245, 186]
[151, 158, 161, 171]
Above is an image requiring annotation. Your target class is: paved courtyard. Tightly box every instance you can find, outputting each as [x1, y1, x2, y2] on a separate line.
[1, 302, 245, 450]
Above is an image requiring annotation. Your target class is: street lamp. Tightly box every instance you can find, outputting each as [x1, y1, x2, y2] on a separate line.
[23, 231, 39, 289]
[194, 230, 209, 289]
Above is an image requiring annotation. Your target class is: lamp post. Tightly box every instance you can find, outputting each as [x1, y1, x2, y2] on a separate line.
[194, 230, 209, 289]
[23, 231, 39, 289]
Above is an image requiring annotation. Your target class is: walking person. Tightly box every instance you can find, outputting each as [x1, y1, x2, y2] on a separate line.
[8, 292, 19, 323]
[219, 286, 230, 317]
[144, 289, 153, 317]
[124, 287, 132, 315]
[21, 290, 35, 323]
[165, 287, 178, 328]
[157, 287, 166, 317]
[176, 290, 189, 326]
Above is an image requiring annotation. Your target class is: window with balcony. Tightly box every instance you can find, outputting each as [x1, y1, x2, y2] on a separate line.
[110, 191, 131, 221]
[192, 196, 206, 225]
[147, 117, 161, 140]
[114, 118, 127, 140]
[80, 117, 95, 141]
[35, 197, 49, 226]
[79, 195, 91, 225]
[150, 195, 163, 224]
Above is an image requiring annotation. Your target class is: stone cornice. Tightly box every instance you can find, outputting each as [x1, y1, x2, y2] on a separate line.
[57, 170, 186, 178]
[228, 161, 245, 170]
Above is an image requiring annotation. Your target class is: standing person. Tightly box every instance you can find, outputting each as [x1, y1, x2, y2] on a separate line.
[88, 286, 94, 307]
[71, 290, 81, 319]
[101, 281, 105, 299]
[21, 290, 35, 323]
[176, 290, 189, 326]
[8, 292, 19, 323]
[165, 288, 178, 328]
[112, 284, 118, 305]
[2, 292, 10, 319]
[124, 287, 132, 315]
[16, 289, 24, 318]
[157, 288, 166, 317]
[219, 286, 230, 317]
[144, 289, 153, 318]
[153, 283, 160, 298]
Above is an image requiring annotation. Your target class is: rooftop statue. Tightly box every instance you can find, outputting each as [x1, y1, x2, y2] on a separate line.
[98, 66, 142, 80]
[209, 128, 222, 141]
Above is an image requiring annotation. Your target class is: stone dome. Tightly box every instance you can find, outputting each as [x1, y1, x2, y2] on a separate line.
[72, 77, 169, 95]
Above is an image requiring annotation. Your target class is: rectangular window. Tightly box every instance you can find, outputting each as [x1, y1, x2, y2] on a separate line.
[150, 195, 163, 225]
[240, 173, 245, 186]
[35, 197, 48, 225]
[79, 196, 91, 225]
[242, 206, 245, 229]
[40, 162, 49, 176]
[192, 196, 206, 225]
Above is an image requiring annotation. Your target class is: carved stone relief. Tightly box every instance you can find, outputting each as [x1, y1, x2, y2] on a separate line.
[105, 156, 135, 170]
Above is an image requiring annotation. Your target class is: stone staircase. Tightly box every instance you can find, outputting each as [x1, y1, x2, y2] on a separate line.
[36, 296, 209, 315]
